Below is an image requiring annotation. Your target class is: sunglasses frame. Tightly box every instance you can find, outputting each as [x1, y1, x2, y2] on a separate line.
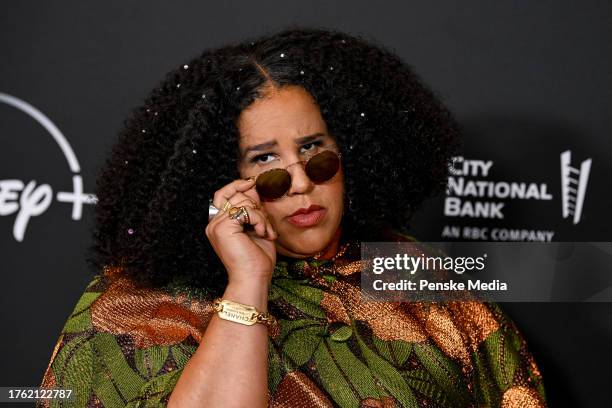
[244, 144, 343, 201]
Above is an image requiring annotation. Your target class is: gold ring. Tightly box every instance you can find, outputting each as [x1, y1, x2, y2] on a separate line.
[228, 206, 241, 219]
[228, 206, 249, 225]
[221, 200, 232, 212]
[240, 207, 250, 225]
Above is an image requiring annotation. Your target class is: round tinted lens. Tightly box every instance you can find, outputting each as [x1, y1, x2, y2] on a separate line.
[256, 168, 292, 200]
[305, 150, 340, 183]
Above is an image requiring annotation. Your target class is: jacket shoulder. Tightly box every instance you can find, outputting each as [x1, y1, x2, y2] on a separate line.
[38, 273, 191, 407]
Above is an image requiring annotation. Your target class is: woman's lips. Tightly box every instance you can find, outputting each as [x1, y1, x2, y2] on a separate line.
[286, 208, 327, 227]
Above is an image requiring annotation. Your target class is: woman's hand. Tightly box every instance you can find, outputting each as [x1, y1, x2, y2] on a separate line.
[206, 178, 278, 286]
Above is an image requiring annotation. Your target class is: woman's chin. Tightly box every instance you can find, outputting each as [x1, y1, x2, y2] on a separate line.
[275, 233, 331, 258]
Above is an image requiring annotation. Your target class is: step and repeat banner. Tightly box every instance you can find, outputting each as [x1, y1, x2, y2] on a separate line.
[1, 2, 611, 406]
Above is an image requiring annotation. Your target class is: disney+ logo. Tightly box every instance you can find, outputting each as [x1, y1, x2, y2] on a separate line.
[0, 93, 97, 242]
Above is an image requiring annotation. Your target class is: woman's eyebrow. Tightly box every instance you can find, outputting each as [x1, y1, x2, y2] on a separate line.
[242, 140, 277, 156]
[241, 132, 326, 156]
[295, 132, 326, 144]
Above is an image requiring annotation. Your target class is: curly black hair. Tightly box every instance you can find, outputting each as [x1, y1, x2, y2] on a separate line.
[86, 26, 462, 298]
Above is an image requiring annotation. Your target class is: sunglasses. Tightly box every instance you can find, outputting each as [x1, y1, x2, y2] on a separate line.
[245, 145, 342, 201]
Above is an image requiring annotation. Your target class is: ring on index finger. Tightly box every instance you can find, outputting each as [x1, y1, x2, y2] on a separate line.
[228, 206, 249, 225]
[228, 206, 240, 219]
[221, 200, 232, 212]
[241, 207, 250, 224]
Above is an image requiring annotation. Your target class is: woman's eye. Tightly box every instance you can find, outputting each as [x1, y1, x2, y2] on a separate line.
[252, 153, 275, 164]
[301, 141, 323, 153]
[250, 141, 323, 164]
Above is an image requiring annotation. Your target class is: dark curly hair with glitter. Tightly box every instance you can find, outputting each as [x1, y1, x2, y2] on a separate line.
[86, 26, 462, 298]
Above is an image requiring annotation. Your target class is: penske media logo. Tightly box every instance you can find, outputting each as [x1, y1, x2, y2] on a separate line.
[0, 93, 97, 242]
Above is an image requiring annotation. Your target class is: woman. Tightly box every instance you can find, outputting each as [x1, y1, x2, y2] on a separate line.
[38, 27, 546, 407]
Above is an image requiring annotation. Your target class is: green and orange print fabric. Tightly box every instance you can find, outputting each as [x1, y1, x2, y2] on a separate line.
[38, 233, 546, 407]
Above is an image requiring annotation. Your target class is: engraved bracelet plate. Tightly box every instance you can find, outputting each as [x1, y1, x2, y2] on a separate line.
[216, 300, 258, 325]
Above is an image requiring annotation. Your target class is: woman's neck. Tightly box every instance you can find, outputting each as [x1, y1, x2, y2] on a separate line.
[314, 225, 343, 260]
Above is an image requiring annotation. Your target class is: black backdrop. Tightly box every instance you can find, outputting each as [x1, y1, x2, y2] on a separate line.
[1, 2, 611, 406]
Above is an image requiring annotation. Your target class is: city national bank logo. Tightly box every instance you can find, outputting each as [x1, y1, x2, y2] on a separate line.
[560, 150, 591, 225]
[441, 151, 593, 241]
[0, 93, 97, 242]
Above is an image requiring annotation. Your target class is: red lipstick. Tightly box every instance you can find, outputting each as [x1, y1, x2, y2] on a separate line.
[286, 205, 326, 227]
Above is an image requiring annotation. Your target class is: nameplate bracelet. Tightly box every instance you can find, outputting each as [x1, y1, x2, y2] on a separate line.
[212, 298, 277, 328]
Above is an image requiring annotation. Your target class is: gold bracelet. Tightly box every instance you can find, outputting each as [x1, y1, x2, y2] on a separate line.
[212, 297, 277, 328]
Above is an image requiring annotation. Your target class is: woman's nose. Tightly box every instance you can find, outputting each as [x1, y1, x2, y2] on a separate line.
[286, 162, 314, 196]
